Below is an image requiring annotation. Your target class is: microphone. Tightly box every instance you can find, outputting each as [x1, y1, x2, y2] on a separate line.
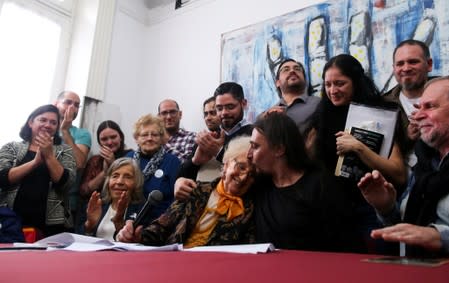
[133, 190, 163, 228]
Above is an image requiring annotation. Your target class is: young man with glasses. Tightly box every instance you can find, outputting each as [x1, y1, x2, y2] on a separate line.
[54, 90, 92, 231]
[263, 58, 320, 134]
[158, 99, 196, 163]
[175, 82, 253, 200]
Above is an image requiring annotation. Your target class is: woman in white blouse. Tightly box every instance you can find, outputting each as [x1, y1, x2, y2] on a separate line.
[82, 157, 144, 240]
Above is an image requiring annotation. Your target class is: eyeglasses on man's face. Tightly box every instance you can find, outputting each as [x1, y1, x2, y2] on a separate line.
[279, 65, 303, 75]
[159, 109, 179, 117]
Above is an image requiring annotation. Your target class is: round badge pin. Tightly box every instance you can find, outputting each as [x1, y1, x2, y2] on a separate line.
[154, 169, 164, 178]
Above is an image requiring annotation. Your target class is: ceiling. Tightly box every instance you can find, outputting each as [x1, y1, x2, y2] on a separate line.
[143, 0, 174, 9]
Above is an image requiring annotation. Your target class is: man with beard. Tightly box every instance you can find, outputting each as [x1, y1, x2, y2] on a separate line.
[262, 59, 320, 134]
[359, 77, 449, 257]
[175, 82, 253, 199]
[383, 40, 435, 166]
[202, 96, 221, 133]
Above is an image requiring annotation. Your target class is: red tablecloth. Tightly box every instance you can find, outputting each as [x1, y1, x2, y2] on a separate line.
[1, 249, 447, 283]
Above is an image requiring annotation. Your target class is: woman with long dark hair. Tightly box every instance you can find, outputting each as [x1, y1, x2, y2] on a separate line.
[80, 120, 131, 199]
[305, 54, 407, 253]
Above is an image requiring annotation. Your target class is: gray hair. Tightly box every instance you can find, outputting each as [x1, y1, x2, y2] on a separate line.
[101, 157, 144, 204]
[222, 135, 251, 163]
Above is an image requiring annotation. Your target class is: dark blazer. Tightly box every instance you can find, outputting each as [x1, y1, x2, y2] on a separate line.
[79, 202, 142, 237]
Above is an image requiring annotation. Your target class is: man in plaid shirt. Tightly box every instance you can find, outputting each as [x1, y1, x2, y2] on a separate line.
[158, 99, 196, 163]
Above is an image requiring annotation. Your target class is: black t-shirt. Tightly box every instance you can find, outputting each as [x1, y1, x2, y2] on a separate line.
[253, 170, 351, 251]
[13, 151, 50, 230]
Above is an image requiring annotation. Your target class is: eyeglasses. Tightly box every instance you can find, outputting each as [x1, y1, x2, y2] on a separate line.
[279, 65, 303, 74]
[159, 110, 179, 117]
[215, 103, 239, 112]
[61, 99, 81, 108]
[231, 158, 253, 176]
[139, 132, 161, 139]
[203, 110, 217, 117]
[36, 117, 58, 126]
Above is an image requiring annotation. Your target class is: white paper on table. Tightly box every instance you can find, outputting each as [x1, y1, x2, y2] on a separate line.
[15, 232, 180, 252]
[183, 243, 275, 254]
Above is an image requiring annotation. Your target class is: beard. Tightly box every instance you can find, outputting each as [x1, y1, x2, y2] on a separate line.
[401, 77, 426, 91]
[421, 128, 449, 150]
[221, 110, 244, 131]
[283, 79, 307, 94]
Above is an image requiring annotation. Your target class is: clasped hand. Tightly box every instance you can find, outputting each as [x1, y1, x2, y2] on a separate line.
[100, 145, 115, 169]
[33, 131, 54, 164]
[192, 130, 224, 165]
[335, 131, 361, 155]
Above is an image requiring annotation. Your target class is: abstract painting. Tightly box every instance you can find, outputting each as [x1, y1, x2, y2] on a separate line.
[221, 0, 449, 122]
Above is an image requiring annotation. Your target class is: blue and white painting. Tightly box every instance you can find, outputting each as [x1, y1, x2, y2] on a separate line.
[221, 0, 449, 122]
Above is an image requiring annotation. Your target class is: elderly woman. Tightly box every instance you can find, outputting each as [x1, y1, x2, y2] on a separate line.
[117, 136, 256, 247]
[80, 120, 131, 199]
[0, 104, 76, 237]
[81, 158, 144, 240]
[126, 114, 181, 224]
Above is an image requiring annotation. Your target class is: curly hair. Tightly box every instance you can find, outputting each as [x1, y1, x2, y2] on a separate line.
[132, 114, 166, 141]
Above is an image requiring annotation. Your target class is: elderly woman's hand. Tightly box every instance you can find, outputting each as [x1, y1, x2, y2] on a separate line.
[116, 220, 142, 243]
[85, 191, 102, 234]
[112, 191, 129, 231]
[174, 177, 197, 201]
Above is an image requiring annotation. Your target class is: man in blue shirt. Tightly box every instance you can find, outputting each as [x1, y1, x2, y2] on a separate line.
[55, 91, 92, 230]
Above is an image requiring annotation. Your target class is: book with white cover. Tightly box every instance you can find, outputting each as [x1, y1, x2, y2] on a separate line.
[335, 103, 398, 180]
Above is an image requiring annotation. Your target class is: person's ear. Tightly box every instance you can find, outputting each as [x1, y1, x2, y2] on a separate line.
[275, 79, 281, 88]
[241, 99, 248, 110]
[427, 58, 433, 73]
[274, 144, 285, 158]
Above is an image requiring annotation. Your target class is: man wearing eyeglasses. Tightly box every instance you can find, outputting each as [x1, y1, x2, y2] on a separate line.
[54, 90, 92, 231]
[158, 99, 196, 163]
[263, 58, 320, 134]
[175, 82, 253, 199]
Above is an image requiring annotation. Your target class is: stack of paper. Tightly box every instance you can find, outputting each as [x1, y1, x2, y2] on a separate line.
[13, 233, 180, 252]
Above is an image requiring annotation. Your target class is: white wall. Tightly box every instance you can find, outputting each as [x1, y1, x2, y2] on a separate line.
[103, 0, 148, 151]
[103, 0, 324, 150]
